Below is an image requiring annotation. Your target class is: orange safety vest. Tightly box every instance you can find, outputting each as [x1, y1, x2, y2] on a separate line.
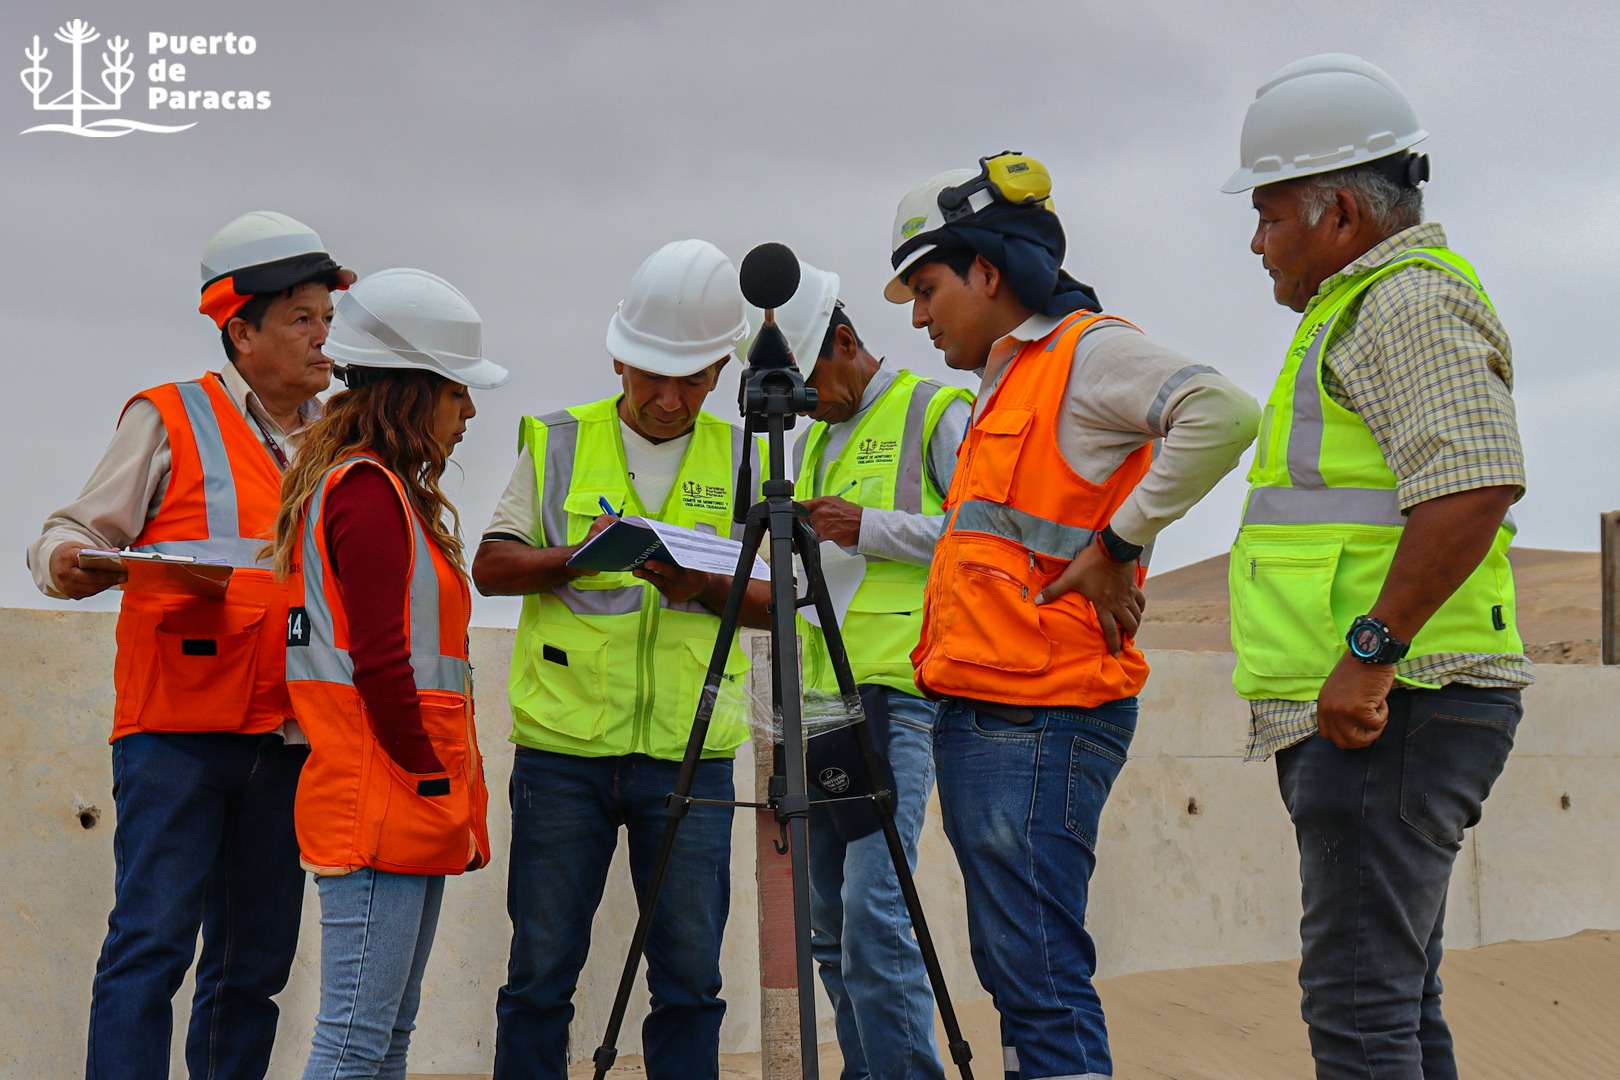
[285, 454, 490, 877]
[912, 312, 1153, 707]
[110, 373, 292, 742]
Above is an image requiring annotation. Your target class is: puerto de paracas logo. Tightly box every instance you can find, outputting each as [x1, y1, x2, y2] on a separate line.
[21, 19, 270, 137]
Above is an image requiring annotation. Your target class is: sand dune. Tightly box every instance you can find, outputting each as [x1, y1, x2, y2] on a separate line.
[1139, 547, 1601, 663]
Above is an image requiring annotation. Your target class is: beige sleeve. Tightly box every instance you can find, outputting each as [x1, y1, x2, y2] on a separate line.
[1059, 324, 1260, 546]
[28, 399, 173, 598]
[480, 448, 542, 546]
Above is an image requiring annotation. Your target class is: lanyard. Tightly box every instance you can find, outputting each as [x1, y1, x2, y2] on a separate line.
[210, 372, 293, 472]
[247, 407, 291, 472]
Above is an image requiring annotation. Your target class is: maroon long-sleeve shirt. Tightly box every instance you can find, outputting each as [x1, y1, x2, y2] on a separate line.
[322, 465, 444, 774]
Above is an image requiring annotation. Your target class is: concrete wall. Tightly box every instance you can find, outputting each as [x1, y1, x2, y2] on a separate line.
[3, 607, 1616, 1078]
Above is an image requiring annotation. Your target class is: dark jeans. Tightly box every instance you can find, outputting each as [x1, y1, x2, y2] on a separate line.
[935, 698, 1137, 1080]
[1276, 685, 1521, 1080]
[493, 748, 734, 1080]
[88, 732, 308, 1080]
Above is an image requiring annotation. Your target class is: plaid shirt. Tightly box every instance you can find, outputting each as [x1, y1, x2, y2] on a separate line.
[1246, 222, 1534, 761]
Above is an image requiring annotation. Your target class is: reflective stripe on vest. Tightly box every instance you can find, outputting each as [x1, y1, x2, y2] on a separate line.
[287, 455, 470, 693]
[110, 374, 292, 741]
[912, 312, 1155, 708]
[534, 406, 755, 619]
[1231, 245, 1523, 701]
[508, 397, 758, 760]
[792, 371, 973, 696]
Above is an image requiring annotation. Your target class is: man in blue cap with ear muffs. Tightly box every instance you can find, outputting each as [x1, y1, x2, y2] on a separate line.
[886, 153, 1260, 1080]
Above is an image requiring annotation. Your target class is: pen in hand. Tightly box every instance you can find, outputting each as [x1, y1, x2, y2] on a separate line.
[598, 496, 623, 518]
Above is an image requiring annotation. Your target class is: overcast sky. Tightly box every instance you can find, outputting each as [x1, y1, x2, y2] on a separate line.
[6, 0, 1616, 627]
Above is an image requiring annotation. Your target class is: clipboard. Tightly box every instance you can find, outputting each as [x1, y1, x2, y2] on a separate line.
[78, 548, 234, 599]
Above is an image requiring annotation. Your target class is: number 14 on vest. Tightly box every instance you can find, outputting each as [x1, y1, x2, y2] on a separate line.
[565, 516, 768, 580]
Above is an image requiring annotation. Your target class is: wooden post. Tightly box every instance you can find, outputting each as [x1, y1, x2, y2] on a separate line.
[1603, 511, 1620, 665]
[752, 632, 803, 1079]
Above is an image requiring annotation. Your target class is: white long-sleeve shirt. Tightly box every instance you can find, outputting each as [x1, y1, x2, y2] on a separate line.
[975, 314, 1260, 548]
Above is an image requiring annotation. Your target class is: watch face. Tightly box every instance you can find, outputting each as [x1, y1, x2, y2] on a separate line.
[1350, 623, 1384, 657]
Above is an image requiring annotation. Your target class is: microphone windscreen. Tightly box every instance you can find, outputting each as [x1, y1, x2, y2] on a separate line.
[739, 243, 800, 310]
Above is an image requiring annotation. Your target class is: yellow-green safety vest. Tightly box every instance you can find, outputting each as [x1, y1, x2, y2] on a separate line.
[1230, 245, 1523, 701]
[792, 370, 973, 696]
[509, 396, 762, 759]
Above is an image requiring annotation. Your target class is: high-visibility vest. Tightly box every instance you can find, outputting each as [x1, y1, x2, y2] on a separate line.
[912, 313, 1153, 707]
[1231, 245, 1522, 700]
[110, 373, 292, 742]
[792, 370, 972, 696]
[285, 454, 489, 877]
[508, 397, 761, 760]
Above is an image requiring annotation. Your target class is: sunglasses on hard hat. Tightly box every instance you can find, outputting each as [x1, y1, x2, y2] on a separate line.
[936, 152, 1053, 223]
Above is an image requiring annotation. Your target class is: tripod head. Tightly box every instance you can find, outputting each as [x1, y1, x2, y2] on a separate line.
[738, 242, 817, 421]
[735, 242, 819, 523]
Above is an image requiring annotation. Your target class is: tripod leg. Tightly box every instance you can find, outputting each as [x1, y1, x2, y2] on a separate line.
[795, 516, 976, 1080]
[762, 472, 821, 1079]
[590, 503, 768, 1080]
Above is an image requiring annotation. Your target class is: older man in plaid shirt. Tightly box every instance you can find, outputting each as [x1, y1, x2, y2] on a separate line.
[1223, 55, 1531, 1080]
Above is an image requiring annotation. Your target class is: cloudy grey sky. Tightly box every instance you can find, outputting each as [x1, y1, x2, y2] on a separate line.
[6, 0, 1616, 628]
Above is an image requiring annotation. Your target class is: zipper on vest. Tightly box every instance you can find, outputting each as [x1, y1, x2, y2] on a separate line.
[635, 594, 657, 752]
[961, 560, 1029, 601]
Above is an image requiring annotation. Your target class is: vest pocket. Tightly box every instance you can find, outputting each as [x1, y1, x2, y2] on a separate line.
[128, 599, 266, 731]
[417, 690, 471, 775]
[524, 631, 610, 743]
[937, 535, 1052, 674]
[645, 636, 750, 758]
[367, 748, 472, 874]
[1230, 534, 1344, 678]
[963, 406, 1034, 503]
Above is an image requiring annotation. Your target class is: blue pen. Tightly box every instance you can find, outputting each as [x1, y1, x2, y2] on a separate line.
[598, 496, 622, 518]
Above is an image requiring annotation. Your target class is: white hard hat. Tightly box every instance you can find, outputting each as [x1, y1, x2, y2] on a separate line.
[199, 210, 355, 328]
[605, 239, 748, 377]
[883, 169, 977, 304]
[1222, 53, 1428, 194]
[325, 268, 511, 390]
[741, 260, 841, 370]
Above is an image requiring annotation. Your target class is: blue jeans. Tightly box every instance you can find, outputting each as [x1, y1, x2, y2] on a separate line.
[87, 732, 307, 1080]
[302, 870, 446, 1079]
[808, 690, 946, 1080]
[935, 698, 1136, 1080]
[493, 748, 734, 1080]
[1276, 685, 1521, 1080]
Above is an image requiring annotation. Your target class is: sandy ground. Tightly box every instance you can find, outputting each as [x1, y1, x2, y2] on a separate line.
[1138, 547, 1601, 664]
[411, 929, 1619, 1079]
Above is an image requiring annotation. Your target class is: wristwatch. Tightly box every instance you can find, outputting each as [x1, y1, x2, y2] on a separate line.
[1346, 616, 1410, 665]
[1096, 524, 1144, 565]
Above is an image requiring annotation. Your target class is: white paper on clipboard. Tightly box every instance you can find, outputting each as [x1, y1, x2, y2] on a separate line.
[798, 540, 867, 629]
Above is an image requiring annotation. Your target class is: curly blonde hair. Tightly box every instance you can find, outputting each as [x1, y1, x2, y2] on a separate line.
[268, 370, 464, 578]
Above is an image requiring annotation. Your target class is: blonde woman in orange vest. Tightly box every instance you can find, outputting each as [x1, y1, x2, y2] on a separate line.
[883, 155, 1260, 1080]
[28, 211, 353, 1080]
[266, 268, 509, 1080]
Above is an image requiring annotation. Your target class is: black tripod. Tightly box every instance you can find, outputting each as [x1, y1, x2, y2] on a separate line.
[589, 245, 974, 1080]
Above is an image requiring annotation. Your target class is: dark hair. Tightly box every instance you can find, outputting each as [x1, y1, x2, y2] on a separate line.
[902, 245, 980, 289]
[220, 270, 344, 361]
[816, 304, 863, 360]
